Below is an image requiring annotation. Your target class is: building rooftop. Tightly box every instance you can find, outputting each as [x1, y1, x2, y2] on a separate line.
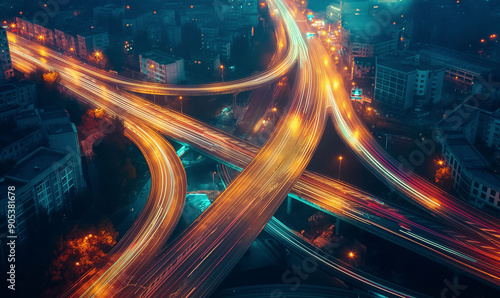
[0, 81, 35, 93]
[47, 123, 75, 135]
[377, 53, 444, 73]
[77, 27, 108, 37]
[354, 56, 376, 65]
[0, 177, 27, 195]
[140, 50, 182, 65]
[15, 108, 38, 118]
[0, 83, 17, 93]
[415, 43, 500, 73]
[39, 107, 70, 122]
[0, 128, 39, 150]
[464, 94, 500, 114]
[438, 96, 500, 188]
[5, 147, 66, 182]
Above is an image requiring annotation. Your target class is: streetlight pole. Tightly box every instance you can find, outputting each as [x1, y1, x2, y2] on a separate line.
[220, 65, 224, 82]
[179, 96, 183, 113]
[272, 107, 277, 123]
[338, 156, 343, 179]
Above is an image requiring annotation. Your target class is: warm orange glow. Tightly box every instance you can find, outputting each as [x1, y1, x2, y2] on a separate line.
[126, 5, 130, 9]
[348, 251, 355, 258]
[339, 156, 343, 161]
[220, 65, 224, 69]
[272, 107, 277, 112]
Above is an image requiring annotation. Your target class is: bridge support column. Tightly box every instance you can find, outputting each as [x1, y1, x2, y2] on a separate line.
[335, 217, 341, 236]
[287, 196, 293, 215]
[232, 93, 239, 119]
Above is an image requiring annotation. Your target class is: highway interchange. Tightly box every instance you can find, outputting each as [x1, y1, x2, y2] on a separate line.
[6, 0, 500, 296]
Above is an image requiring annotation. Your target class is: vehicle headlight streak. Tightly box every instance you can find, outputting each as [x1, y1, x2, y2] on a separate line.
[327, 84, 441, 209]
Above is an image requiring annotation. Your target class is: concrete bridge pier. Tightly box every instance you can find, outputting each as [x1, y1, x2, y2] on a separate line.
[232, 92, 240, 119]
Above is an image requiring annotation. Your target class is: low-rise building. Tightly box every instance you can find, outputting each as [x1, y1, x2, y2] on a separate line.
[0, 106, 85, 250]
[0, 128, 43, 163]
[352, 57, 376, 79]
[33, 22, 55, 46]
[16, 17, 35, 40]
[77, 29, 110, 60]
[0, 147, 83, 243]
[374, 53, 445, 111]
[139, 50, 185, 84]
[54, 28, 78, 55]
[0, 81, 37, 110]
[348, 31, 399, 64]
[416, 43, 500, 87]
[437, 101, 500, 213]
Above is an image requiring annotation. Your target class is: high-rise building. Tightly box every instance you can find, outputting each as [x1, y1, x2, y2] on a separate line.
[0, 28, 14, 83]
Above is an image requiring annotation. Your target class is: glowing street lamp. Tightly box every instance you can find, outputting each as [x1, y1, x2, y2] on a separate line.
[348, 251, 355, 259]
[272, 107, 277, 122]
[338, 155, 343, 179]
[220, 64, 224, 82]
[179, 96, 183, 113]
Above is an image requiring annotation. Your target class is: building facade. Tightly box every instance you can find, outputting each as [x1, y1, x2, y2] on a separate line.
[0, 81, 37, 110]
[54, 28, 78, 54]
[437, 104, 500, 214]
[374, 53, 444, 111]
[140, 50, 185, 84]
[0, 147, 83, 243]
[0, 28, 14, 83]
[77, 30, 110, 59]
[417, 44, 500, 87]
